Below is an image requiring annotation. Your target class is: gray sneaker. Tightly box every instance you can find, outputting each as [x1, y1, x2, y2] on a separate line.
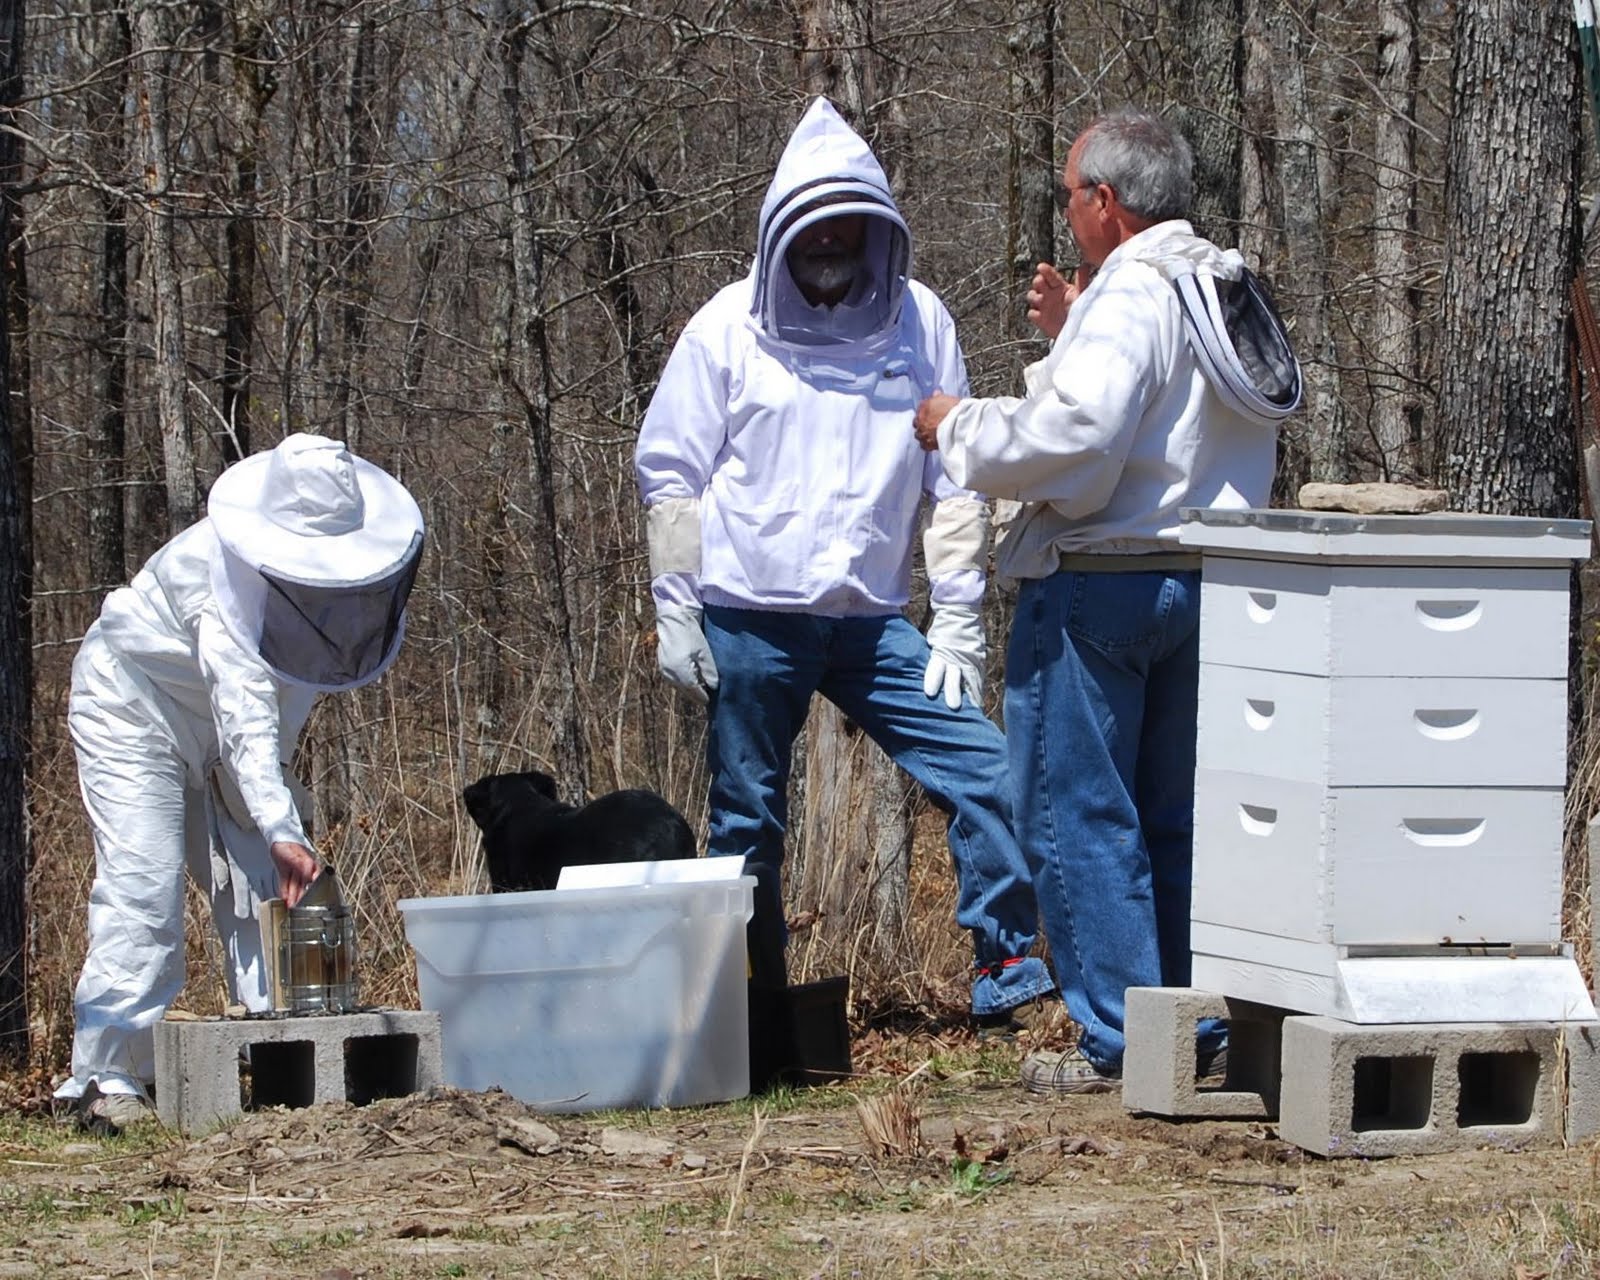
[1020, 1048, 1120, 1096]
[76, 1085, 157, 1137]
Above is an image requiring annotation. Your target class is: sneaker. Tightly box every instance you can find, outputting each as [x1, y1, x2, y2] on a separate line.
[76, 1084, 157, 1138]
[1021, 1048, 1120, 1096]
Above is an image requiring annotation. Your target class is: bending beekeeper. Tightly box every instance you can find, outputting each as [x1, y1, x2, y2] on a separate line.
[635, 97, 1054, 1052]
[55, 433, 425, 1134]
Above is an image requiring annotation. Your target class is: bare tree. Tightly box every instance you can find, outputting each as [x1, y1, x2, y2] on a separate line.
[219, 0, 277, 464]
[130, 0, 196, 530]
[490, 0, 590, 795]
[1269, 2, 1346, 487]
[1007, 0, 1056, 345]
[1369, 0, 1420, 479]
[0, 0, 29, 1063]
[85, 0, 130, 590]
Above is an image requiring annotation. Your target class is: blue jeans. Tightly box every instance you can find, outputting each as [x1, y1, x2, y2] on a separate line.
[702, 605, 1054, 1016]
[1004, 569, 1223, 1074]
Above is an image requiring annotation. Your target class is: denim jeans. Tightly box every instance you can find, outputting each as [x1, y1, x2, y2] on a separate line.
[1004, 569, 1223, 1073]
[701, 605, 1054, 1016]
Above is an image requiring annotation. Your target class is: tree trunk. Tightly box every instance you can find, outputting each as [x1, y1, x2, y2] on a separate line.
[1435, 0, 1580, 516]
[0, 0, 29, 1064]
[1369, 0, 1420, 480]
[1269, 1, 1346, 486]
[87, 0, 130, 592]
[1172, 0, 1243, 244]
[793, 0, 871, 124]
[333, 12, 381, 454]
[131, 0, 197, 531]
[491, 0, 589, 796]
[1007, 0, 1055, 346]
[1237, 0, 1276, 273]
[221, 3, 276, 464]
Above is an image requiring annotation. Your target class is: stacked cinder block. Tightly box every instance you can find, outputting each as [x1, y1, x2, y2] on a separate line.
[1122, 987, 1284, 1118]
[154, 1008, 443, 1134]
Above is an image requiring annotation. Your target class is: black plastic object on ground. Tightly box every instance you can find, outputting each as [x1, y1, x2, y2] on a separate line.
[749, 975, 853, 1092]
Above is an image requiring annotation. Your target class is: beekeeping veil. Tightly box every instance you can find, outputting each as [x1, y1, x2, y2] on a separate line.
[207, 433, 425, 692]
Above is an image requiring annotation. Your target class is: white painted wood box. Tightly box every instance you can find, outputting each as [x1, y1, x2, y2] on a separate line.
[1180, 508, 1594, 1023]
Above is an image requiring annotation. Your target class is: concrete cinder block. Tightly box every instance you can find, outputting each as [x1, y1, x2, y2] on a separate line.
[1562, 1021, 1600, 1145]
[154, 1008, 443, 1134]
[1122, 986, 1285, 1119]
[1279, 1015, 1567, 1158]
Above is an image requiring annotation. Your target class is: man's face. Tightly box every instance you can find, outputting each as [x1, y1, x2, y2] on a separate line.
[786, 212, 867, 300]
[1061, 137, 1112, 268]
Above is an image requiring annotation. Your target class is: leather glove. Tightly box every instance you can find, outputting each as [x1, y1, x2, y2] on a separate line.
[655, 603, 719, 703]
[923, 602, 985, 710]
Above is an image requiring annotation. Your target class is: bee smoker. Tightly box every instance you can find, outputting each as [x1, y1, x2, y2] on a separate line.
[260, 866, 359, 1014]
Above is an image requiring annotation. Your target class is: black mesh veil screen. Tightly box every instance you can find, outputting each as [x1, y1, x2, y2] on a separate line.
[257, 532, 423, 688]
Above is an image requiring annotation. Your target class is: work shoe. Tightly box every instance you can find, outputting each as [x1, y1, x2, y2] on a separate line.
[1021, 1048, 1120, 1096]
[973, 998, 1045, 1043]
[76, 1084, 157, 1138]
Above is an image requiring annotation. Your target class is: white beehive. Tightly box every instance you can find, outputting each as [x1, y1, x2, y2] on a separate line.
[1180, 508, 1595, 1023]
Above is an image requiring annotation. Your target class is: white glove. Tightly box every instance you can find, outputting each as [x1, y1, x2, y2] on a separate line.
[655, 603, 719, 703]
[923, 603, 985, 710]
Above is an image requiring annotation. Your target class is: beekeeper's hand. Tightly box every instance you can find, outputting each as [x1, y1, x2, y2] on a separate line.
[655, 603, 719, 704]
[923, 603, 985, 710]
[271, 841, 319, 908]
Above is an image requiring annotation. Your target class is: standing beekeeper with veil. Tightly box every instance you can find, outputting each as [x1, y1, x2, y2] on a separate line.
[634, 97, 1055, 1065]
[54, 433, 425, 1134]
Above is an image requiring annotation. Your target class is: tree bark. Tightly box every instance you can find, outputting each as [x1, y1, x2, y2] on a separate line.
[1435, 0, 1580, 516]
[1237, 0, 1276, 273]
[0, 0, 29, 1064]
[1007, 0, 1055, 346]
[1269, 1, 1346, 486]
[1369, 0, 1420, 480]
[332, 11, 382, 454]
[491, 0, 589, 795]
[220, 2, 276, 465]
[1170, 0, 1243, 244]
[131, 0, 197, 532]
[87, 0, 130, 591]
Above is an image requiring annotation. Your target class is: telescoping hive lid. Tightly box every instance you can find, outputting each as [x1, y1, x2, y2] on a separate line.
[1179, 507, 1591, 565]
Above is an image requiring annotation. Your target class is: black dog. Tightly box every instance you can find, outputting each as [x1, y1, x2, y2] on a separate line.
[463, 769, 697, 892]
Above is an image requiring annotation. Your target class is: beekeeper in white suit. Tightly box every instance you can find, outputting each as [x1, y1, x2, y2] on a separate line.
[55, 433, 424, 1133]
[634, 97, 1053, 1039]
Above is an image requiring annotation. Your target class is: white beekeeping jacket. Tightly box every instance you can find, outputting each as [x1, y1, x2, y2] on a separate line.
[936, 220, 1278, 581]
[636, 98, 985, 617]
[94, 520, 317, 848]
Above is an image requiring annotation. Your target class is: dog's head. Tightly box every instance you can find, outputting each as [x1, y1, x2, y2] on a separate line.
[463, 770, 561, 831]
[463, 770, 574, 892]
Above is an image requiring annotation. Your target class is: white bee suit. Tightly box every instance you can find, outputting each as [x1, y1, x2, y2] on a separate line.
[635, 96, 989, 630]
[57, 434, 423, 1102]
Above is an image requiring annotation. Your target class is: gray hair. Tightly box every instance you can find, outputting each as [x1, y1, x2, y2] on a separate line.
[1077, 107, 1194, 222]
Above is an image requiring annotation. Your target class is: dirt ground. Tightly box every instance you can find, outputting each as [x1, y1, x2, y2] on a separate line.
[5, 1023, 1600, 1280]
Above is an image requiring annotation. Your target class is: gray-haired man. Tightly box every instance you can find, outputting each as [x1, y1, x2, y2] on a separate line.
[915, 108, 1288, 1094]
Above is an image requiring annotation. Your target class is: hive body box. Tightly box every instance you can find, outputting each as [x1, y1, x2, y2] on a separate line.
[1179, 509, 1595, 1024]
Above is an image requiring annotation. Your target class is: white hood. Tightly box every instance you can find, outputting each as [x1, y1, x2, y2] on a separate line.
[1116, 221, 1302, 426]
[1112, 219, 1245, 282]
[750, 97, 911, 347]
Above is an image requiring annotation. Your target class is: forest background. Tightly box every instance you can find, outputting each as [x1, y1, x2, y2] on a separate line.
[0, 0, 1590, 1082]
